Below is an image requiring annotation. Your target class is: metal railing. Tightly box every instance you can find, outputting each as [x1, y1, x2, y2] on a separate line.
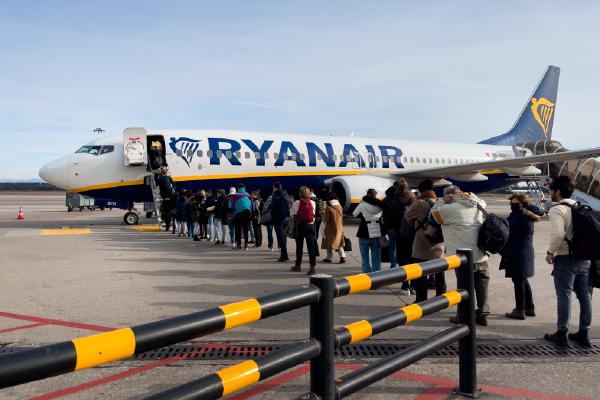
[0, 250, 477, 399]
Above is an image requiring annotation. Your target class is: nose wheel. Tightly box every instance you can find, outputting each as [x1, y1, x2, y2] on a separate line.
[123, 211, 139, 225]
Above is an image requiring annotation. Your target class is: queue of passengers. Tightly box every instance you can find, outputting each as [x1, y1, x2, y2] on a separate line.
[160, 175, 594, 346]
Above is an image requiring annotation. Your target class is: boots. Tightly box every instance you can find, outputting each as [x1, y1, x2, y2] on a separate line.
[525, 308, 536, 317]
[568, 330, 591, 347]
[505, 309, 525, 320]
[307, 265, 316, 275]
[544, 330, 568, 347]
[290, 263, 301, 272]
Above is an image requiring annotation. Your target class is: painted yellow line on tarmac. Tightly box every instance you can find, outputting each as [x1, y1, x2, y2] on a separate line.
[40, 228, 92, 235]
[130, 225, 161, 232]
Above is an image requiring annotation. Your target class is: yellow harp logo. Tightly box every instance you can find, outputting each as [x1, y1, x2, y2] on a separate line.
[530, 97, 555, 138]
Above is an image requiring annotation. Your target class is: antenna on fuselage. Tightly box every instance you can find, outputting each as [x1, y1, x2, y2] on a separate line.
[93, 128, 105, 135]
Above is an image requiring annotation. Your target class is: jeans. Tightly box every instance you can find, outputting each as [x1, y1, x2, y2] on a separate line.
[358, 238, 381, 273]
[207, 214, 215, 239]
[252, 222, 262, 246]
[414, 257, 447, 302]
[186, 218, 194, 239]
[234, 210, 251, 248]
[249, 222, 256, 242]
[512, 277, 534, 311]
[388, 231, 398, 268]
[177, 219, 186, 236]
[553, 255, 592, 332]
[228, 219, 235, 243]
[274, 220, 289, 260]
[213, 218, 226, 242]
[295, 223, 316, 266]
[266, 224, 274, 248]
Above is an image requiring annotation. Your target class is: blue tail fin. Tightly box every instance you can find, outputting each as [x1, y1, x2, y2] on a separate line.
[479, 65, 560, 145]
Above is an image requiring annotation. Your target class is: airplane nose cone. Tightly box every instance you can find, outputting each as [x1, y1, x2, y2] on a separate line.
[39, 157, 69, 190]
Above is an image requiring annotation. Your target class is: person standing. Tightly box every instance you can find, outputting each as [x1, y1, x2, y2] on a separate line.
[229, 183, 253, 250]
[205, 189, 216, 241]
[175, 190, 187, 238]
[321, 192, 346, 264]
[431, 185, 490, 326]
[261, 194, 275, 251]
[405, 179, 444, 302]
[545, 176, 593, 347]
[290, 186, 317, 274]
[184, 191, 195, 240]
[353, 189, 384, 273]
[213, 189, 226, 244]
[226, 187, 237, 247]
[382, 180, 415, 269]
[251, 191, 263, 247]
[502, 193, 544, 320]
[270, 181, 293, 262]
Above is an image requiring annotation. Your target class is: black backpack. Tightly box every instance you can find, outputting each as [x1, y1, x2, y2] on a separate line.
[476, 204, 509, 255]
[559, 203, 600, 261]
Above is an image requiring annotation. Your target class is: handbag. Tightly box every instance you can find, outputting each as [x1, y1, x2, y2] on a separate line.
[379, 235, 390, 248]
[284, 217, 296, 239]
[343, 235, 352, 252]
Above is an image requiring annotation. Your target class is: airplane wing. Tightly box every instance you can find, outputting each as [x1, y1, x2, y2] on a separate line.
[374, 147, 600, 180]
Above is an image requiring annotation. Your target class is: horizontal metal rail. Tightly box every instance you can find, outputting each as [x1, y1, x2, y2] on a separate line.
[146, 339, 321, 400]
[335, 325, 470, 399]
[335, 255, 465, 297]
[0, 286, 319, 389]
[335, 290, 468, 347]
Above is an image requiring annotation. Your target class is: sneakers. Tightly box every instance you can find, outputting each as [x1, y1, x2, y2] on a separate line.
[544, 330, 568, 347]
[449, 315, 460, 324]
[568, 330, 591, 347]
[322, 259, 332, 263]
[475, 315, 488, 326]
[525, 308, 536, 317]
[396, 289, 411, 296]
[268, 247, 274, 252]
[339, 257, 346, 264]
[505, 309, 525, 320]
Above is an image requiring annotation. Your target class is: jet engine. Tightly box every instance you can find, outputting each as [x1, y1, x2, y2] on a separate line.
[327, 175, 397, 210]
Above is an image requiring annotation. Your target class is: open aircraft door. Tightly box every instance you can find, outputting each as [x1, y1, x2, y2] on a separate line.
[123, 127, 147, 166]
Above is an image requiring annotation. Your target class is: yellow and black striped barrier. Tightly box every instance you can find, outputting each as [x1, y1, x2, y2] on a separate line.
[0, 286, 319, 389]
[146, 339, 321, 400]
[336, 290, 467, 347]
[334, 255, 464, 297]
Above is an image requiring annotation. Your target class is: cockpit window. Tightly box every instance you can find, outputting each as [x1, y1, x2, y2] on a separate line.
[100, 145, 114, 154]
[75, 145, 112, 155]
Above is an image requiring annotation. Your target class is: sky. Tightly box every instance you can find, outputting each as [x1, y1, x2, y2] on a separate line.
[1, 1, 599, 179]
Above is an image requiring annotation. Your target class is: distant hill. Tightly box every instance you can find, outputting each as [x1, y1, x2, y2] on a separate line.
[0, 182, 61, 191]
[0, 178, 45, 183]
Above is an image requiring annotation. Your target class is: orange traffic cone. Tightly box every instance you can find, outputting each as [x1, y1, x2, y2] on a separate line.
[17, 207, 25, 220]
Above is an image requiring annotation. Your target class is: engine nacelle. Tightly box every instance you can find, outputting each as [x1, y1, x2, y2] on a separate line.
[328, 175, 397, 210]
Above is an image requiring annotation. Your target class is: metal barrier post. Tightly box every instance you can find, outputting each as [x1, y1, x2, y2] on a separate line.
[455, 249, 479, 398]
[310, 274, 335, 400]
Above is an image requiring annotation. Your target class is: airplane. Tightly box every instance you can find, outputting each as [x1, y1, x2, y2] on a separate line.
[39, 65, 600, 224]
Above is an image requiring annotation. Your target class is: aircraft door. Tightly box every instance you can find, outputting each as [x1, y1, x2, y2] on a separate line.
[123, 127, 147, 166]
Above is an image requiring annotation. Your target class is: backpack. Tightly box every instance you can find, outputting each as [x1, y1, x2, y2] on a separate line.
[476, 203, 509, 255]
[296, 198, 314, 224]
[559, 203, 600, 260]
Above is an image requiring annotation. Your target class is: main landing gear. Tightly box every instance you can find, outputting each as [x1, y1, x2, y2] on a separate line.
[123, 211, 140, 225]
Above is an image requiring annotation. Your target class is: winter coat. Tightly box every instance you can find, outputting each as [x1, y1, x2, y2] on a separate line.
[430, 192, 488, 263]
[271, 190, 293, 224]
[321, 200, 345, 250]
[290, 199, 316, 224]
[382, 187, 416, 232]
[214, 195, 226, 220]
[404, 190, 438, 260]
[353, 196, 384, 239]
[229, 188, 253, 218]
[500, 205, 543, 278]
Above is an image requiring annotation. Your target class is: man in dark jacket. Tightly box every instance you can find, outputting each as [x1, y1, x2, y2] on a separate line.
[270, 181, 293, 262]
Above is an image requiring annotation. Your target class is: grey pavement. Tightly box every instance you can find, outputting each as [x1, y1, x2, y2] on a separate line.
[0, 192, 598, 399]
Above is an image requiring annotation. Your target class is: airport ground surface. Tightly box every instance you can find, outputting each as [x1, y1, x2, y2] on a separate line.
[0, 192, 599, 399]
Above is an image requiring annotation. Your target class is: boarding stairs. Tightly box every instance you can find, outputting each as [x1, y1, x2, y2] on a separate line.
[145, 174, 164, 226]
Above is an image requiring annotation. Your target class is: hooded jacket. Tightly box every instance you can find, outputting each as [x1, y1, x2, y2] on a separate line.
[353, 196, 384, 239]
[229, 188, 253, 218]
[430, 192, 488, 263]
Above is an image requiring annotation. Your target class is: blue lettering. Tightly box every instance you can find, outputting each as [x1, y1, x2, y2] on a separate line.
[379, 145, 404, 169]
[275, 141, 306, 167]
[365, 145, 377, 168]
[242, 139, 273, 166]
[208, 138, 242, 166]
[307, 142, 335, 167]
[339, 144, 365, 168]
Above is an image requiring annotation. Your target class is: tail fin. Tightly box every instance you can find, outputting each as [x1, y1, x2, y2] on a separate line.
[479, 65, 560, 145]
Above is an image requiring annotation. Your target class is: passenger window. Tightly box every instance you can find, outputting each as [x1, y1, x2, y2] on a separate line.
[235, 151, 241, 158]
[100, 145, 114, 155]
[226, 151, 232, 158]
[274, 152, 279, 159]
[207, 150, 213, 158]
[300, 153, 306, 160]
[317, 154, 322, 160]
[383, 156, 389, 163]
[264, 152, 269, 159]
[254, 152, 260, 159]
[376, 156, 381, 162]
[217, 150, 223, 158]
[410, 157, 414, 163]
[403, 156, 408, 163]
[197, 150, 203, 157]
[245, 152, 251, 159]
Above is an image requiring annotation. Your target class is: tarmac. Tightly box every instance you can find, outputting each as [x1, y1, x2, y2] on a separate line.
[0, 192, 599, 399]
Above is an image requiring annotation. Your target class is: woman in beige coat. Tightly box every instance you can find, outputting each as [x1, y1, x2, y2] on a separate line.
[321, 193, 346, 264]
